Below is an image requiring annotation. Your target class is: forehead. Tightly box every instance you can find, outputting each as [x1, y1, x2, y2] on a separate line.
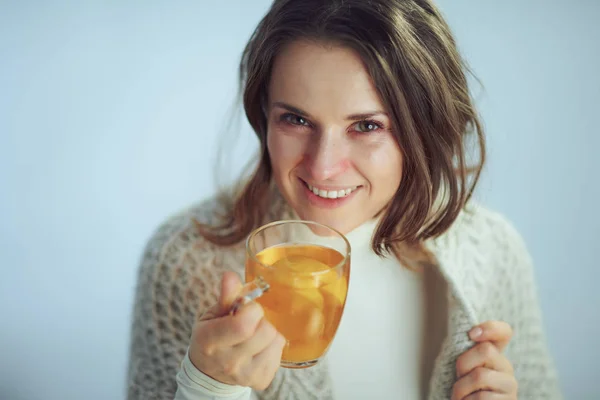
[268, 40, 384, 115]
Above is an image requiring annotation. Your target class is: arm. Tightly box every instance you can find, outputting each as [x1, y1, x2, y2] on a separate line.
[126, 212, 252, 400]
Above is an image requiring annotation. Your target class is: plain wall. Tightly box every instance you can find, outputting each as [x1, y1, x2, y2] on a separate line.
[1, 1, 598, 399]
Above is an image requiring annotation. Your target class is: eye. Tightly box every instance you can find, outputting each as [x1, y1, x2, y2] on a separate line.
[281, 113, 310, 127]
[353, 120, 383, 133]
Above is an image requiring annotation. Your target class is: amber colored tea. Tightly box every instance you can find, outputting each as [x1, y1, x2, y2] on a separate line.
[245, 244, 349, 367]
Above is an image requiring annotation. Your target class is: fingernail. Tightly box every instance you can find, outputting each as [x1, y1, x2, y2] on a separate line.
[469, 327, 483, 339]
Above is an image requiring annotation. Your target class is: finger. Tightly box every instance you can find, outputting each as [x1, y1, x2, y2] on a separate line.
[199, 301, 265, 350]
[247, 333, 286, 391]
[452, 367, 517, 400]
[468, 321, 513, 351]
[198, 302, 221, 321]
[219, 271, 244, 312]
[456, 342, 514, 378]
[231, 317, 278, 357]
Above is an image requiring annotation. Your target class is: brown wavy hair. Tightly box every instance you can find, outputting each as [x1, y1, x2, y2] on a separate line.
[197, 0, 485, 266]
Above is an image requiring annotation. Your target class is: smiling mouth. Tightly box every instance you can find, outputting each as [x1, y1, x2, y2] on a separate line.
[301, 179, 360, 199]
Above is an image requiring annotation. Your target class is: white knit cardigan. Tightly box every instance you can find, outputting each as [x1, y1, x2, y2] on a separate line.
[127, 191, 562, 399]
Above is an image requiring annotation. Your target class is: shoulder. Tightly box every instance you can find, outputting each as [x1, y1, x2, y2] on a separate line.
[137, 185, 291, 285]
[142, 184, 291, 257]
[432, 202, 544, 321]
[436, 201, 533, 269]
[470, 202, 531, 265]
[428, 202, 537, 309]
[135, 193, 248, 302]
[142, 193, 238, 263]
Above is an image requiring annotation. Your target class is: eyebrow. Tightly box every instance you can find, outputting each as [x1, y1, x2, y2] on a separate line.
[272, 101, 387, 120]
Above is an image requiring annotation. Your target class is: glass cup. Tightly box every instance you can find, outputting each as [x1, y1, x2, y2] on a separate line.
[244, 220, 351, 369]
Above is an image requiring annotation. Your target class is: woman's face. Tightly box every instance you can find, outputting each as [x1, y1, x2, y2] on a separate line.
[267, 40, 403, 235]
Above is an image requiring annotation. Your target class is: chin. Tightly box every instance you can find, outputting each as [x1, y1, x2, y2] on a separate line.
[293, 208, 358, 235]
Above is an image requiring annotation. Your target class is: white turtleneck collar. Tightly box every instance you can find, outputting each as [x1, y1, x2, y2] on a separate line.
[343, 217, 380, 255]
[285, 208, 382, 259]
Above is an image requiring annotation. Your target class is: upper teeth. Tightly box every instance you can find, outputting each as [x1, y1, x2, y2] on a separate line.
[307, 184, 358, 199]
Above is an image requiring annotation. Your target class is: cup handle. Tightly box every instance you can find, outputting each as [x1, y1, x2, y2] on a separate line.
[229, 276, 270, 315]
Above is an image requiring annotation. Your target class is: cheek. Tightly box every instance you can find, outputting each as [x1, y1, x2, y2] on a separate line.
[267, 128, 307, 176]
[361, 138, 403, 189]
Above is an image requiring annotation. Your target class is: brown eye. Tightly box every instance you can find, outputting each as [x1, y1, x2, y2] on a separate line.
[282, 113, 309, 126]
[354, 120, 382, 133]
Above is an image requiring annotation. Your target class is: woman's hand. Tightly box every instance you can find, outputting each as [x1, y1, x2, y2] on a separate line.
[452, 321, 518, 400]
[188, 271, 286, 391]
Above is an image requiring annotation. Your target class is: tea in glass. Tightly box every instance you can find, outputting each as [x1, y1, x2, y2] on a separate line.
[245, 220, 350, 368]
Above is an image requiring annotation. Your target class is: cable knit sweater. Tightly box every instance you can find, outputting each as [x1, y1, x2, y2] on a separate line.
[126, 190, 562, 399]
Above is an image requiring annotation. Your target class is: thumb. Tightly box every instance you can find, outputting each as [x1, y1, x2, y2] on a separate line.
[468, 320, 513, 352]
[198, 271, 243, 321]
[218, 271, 243, 313]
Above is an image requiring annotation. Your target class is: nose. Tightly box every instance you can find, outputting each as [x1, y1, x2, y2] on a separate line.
[304, 128, 350, 182]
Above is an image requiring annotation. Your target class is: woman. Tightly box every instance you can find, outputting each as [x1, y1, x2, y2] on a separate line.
[127, 0, 562, 399]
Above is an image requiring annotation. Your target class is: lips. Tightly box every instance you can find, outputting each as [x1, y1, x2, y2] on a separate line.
[298, 178, 361, 210]
[306, 183, 358, 199]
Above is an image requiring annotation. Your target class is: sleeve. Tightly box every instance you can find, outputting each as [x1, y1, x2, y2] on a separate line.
[174, 349, 252, 400]
[125, 213, 251, 400]
[497, 219, 563, 399]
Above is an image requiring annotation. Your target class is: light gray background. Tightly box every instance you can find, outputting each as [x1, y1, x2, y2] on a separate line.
[1, 1, 598, 399]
